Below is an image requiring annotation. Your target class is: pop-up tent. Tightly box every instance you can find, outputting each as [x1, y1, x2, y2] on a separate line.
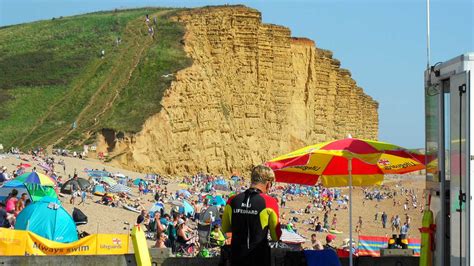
[15, 197, 78, 243]
[60, 178, 91, 194]
[210, 195, 226, 206]
[0, 180, 57, 202]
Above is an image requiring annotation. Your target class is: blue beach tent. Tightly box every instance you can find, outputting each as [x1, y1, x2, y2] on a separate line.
[179, 200, 194, 216]
[15, 197, 78, 243]
[210, 195, 226, 206]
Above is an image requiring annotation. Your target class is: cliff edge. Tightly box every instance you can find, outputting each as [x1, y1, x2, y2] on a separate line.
[101, 6, 378, 175]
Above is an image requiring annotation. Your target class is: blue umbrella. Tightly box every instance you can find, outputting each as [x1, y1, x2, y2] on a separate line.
[177, 189, 191, 198]
[210, 195, 226, 206]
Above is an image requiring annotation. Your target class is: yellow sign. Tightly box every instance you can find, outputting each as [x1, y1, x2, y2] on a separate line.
[96, 234, 129, 255]
[0, 228, 128, 256]
[0, 228, 27, 255]
[25, 233, 97, 255]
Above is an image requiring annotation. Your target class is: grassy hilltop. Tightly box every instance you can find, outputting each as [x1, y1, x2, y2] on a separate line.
[0, 8, 191, 150]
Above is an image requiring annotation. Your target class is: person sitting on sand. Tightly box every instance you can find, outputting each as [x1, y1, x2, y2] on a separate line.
[210, 224, 225, 246]
[177, 219, 196, 247]
[324, 234, 337, 252]
[154, 232, 168, 248]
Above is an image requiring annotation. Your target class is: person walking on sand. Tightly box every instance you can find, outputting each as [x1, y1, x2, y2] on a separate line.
[222, 165, 281, 266]
[381, 211, 388, 229]
[331, 214, 337, 230]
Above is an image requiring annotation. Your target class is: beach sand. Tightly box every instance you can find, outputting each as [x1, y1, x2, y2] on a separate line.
[0, 154, 425, 250]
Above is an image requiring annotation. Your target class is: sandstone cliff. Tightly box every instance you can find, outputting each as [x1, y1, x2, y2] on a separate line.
[101, 5, 378, 175]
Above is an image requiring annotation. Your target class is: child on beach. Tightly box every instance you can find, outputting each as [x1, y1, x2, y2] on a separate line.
[331, 214, 337, 230]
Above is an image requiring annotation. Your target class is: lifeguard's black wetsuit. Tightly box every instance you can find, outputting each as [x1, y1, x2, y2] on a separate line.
[222, 188, 281, 266]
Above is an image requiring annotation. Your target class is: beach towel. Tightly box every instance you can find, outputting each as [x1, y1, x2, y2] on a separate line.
[408, 238, 421, 256]
[358, 235, 389, 257]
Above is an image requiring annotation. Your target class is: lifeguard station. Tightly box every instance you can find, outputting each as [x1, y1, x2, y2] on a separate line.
[425, 52, 474, 266]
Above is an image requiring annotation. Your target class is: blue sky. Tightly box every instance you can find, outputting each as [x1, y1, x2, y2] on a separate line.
[1, 0, 473, 148]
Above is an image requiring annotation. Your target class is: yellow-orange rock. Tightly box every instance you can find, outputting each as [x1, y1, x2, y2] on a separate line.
[102, 6, 378, 175]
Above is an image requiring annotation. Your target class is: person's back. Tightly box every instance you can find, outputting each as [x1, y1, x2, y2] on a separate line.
[222, 165, 281, 266]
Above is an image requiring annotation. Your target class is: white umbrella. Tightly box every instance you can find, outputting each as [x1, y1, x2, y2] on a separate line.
[109, 184, 132, 194]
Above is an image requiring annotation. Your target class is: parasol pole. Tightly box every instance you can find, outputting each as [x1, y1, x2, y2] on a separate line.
[349, 157, 353, 266]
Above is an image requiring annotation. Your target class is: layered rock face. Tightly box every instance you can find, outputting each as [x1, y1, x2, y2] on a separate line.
[105, 6, 378, 175]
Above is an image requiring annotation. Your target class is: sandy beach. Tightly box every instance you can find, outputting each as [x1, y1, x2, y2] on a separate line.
[0, 153, 424, 251]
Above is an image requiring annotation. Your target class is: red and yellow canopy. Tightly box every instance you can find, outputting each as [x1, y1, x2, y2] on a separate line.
[266, 138, 425, 187]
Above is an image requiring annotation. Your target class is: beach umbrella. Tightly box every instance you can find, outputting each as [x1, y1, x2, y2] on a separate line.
[280, 229, 306, 244]
[14, 172, 56, 186]
[266, 137, 425, 266]
[177, 189, 191, 198]
[19, 163, 31, 168]
[114, 173, 126, 178]
[210, 195, 226, 206]
[109, 184, 132, 194]
[171, 200, 184, 207]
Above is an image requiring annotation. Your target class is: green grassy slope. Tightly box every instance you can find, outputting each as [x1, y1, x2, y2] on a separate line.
[0, 8, 191, 150]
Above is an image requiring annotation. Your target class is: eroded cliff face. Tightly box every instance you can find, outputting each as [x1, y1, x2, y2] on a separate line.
[103, 6, 378, 175]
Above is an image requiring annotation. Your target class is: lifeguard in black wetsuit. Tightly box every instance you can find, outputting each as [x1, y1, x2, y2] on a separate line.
[222, 165, 281, 266]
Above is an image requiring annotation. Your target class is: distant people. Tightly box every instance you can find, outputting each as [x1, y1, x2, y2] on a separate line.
[0, 166, 9, 183]
[222, 165, 281, 266]
[331, 214, 337, 229]
[381, 211, 388, 228]
[400, 222, 409, 239]
[357, 216, 363, 230]
[145, 14, 150, 24]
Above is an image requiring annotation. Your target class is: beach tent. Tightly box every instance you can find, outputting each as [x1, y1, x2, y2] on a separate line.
[93, 185, 105, 193]
[72, 207, 88, 225]
[15, 197, 78, 243]
[199, 205, 219, 224]
[0, 180, 57, 202]
[0, 181, 29, 202]
[213, 179, 229, 191]
[210, 195, 226, 206]
[133, 178, 148, 186]
[60, 178, 91, 194]
[149, 202, 165, 218]
[177, 200, 194, 216]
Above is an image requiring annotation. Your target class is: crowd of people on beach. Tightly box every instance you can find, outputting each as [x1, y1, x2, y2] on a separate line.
[0, 146, 424, 263]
